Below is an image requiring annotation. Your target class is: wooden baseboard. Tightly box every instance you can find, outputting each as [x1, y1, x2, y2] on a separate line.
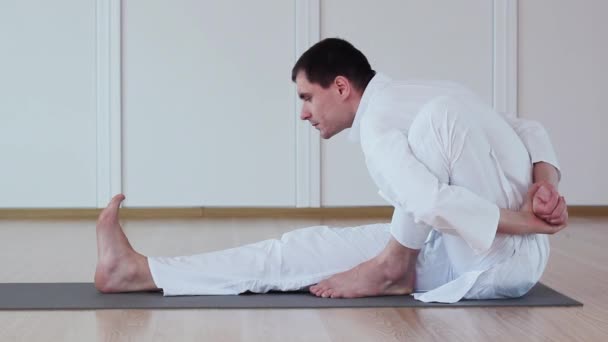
[0, 207, 396, 220]
[567, 206, 608, 217]
[0, 206, 605, 220]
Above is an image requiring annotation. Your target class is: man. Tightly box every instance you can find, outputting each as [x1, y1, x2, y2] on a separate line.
[94, 38, 567, 303]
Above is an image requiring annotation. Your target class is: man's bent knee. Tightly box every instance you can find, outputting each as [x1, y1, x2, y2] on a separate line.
[407, 96, 471, 182]
[409, 96, 469, 145]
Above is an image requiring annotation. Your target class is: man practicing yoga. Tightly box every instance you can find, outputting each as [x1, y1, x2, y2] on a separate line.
[94, 38, 568, 303]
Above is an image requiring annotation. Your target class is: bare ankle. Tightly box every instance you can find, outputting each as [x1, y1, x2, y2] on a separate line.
[374, 239, 419, 278]
[378, 239, 418, 260]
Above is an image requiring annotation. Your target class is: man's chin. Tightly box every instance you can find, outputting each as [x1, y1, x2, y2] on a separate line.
[321, 127, 344, 139]
[320, 130, 333, 139]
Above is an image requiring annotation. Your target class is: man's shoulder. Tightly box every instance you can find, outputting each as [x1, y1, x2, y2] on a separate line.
[367, 78, 464, 108]
[383, 78, 466, 93]
[360, 79, 471, 132]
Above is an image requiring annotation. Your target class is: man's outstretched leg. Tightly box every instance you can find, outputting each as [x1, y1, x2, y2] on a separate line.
[94, 194, 159, 293]
[94, 194, 399, 296]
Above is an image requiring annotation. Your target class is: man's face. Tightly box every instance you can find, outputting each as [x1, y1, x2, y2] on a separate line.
[295, 71, 352, 139]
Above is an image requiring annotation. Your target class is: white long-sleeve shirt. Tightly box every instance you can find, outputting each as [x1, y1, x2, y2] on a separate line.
[348, 72, 561, 254]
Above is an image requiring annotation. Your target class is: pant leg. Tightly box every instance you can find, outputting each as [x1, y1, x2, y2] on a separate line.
[408, 95, 549, 297]
[148, 223, 393, 296]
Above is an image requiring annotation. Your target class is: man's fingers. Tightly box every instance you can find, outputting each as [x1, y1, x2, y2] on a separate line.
[533, 198, 557, 217]
[541, 218, 567, 234]
[535, 185, 552, 202]
[532, 185, 559, 215]
[549, 206, 569, 226]
[533, 183, 565, 219]
[544, 188, 560, 211]
[549, 197, 566, 220]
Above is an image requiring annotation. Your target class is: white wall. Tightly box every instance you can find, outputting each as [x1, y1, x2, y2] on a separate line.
[121, 0, 297, 207]
[519, 0, 608, 205]
[0, 0, 98, 208]
[1, 0, 606, 208]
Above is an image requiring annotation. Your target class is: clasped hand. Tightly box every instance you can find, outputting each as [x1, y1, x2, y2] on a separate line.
[521, 181, 569, 234]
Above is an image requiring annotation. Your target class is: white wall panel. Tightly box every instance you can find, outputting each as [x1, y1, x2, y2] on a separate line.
[519, 0, 608, 205]
[0, 0, 97, 208]
[5, 0, 601, 208]
[319, 0, 495, 206]
[122, 0, 297, 207]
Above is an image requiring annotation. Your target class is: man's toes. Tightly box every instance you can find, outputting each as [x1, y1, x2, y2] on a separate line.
[99, 194, 126, 223]
[321, 289, 333, 298]
[314, 287, 327, 297]
[110, 194, 126, 208]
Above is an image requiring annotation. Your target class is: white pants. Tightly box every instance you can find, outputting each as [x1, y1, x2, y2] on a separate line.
[148, 96, 549, 302]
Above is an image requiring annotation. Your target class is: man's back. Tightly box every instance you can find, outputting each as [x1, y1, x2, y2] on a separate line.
[358, 75, 532, 209]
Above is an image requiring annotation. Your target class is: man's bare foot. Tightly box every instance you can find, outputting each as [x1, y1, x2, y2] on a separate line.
[309, 238, 418, 298]
[94, 194, 159, 293]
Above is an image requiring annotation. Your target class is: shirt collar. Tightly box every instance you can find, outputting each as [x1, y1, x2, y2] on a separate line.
[348, 72, 392, 142]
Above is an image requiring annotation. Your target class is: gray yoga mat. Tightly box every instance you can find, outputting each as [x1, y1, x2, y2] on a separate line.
[0, 282, 581, 310]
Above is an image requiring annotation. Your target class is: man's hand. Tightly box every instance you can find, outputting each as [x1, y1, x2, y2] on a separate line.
[530, 161, 569, 227]
[498, 164, 569, 236]
[521, 182, 568, 234]
[530, 180, 569, 226]
[530, 181, 558, 215]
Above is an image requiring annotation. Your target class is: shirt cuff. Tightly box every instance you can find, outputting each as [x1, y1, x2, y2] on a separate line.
[527, 134, 562, 181]
[456, 201, 501, 254]
[389, 207, 432, 250]
[414, 188, 501, 254]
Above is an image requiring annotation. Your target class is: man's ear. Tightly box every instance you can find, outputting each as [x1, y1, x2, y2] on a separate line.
[334, 76, 351, 97]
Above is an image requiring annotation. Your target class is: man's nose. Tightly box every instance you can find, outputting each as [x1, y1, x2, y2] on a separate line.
[300, 109, 311, 121]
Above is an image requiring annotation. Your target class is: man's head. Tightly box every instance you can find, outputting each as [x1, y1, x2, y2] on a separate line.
[292, 38, 375, 139]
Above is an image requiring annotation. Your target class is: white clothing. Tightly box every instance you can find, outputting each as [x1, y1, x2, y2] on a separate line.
[148, 73, 559, 303]
[350, 73, 559, 253]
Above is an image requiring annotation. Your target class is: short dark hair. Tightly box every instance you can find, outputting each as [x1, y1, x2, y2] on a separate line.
[291, 38, 375, 91]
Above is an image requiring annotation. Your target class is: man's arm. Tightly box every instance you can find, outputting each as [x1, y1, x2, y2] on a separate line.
[497, 182, 567, 235]
[502, 115, 569, 227]
[532, 161, 568, 226]
[502, 115, 562, 179]
[458, 87, 567, 232]
[497, 208, 566, 235]
[533, 161, 560, 188]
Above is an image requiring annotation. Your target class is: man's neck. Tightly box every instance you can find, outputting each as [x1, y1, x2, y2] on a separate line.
[347, 92, 364, 128]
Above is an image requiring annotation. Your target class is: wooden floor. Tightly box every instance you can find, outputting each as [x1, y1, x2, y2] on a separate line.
[0, 216, 606, 341]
